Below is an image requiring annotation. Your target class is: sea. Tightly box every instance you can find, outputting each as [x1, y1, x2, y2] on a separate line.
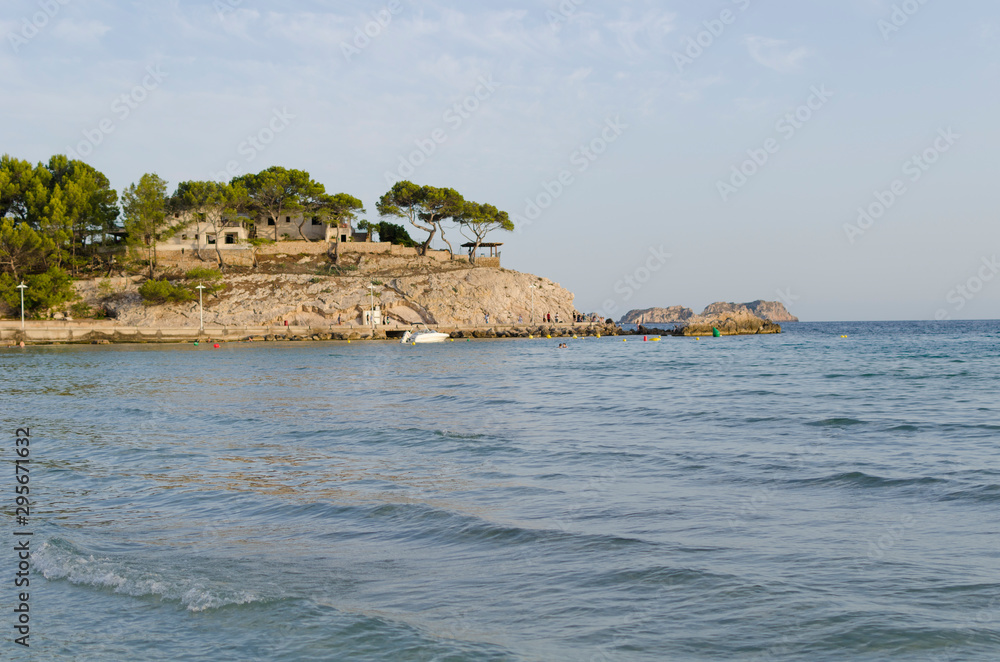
[1, 320, 999, 661]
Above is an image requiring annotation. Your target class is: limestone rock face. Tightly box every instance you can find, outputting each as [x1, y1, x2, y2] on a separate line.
[673, 302, 781, 336]
[619, 306, 694, 324]
[702, 300, 798, 322]
[77, 257, 577, 328]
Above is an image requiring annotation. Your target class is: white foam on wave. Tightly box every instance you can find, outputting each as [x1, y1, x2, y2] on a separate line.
[35, 540, 262, 612]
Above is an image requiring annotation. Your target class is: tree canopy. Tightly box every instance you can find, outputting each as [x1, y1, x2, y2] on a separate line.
[170, 180, 246, 270]
[457, 202, 513, 264]
[122, 173, 171, 278]
[0, 154, 119, 313]
[377, 181, 466, 256]
[377, 181, 512, 258]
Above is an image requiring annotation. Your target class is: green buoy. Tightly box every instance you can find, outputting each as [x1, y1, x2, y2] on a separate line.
[712, 327, 721, 338]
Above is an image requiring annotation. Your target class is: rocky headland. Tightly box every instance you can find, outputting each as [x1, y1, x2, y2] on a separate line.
[74, 252, 579, 329]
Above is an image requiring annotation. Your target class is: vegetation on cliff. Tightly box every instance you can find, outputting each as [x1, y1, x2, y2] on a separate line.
[1, 153, 516, 319]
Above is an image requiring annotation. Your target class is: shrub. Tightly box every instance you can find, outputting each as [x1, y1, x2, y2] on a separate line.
[185, 267, 222, 282]
[184, 267, 224, 294]
[70, 302, 93, 318]
[0, 267, 75, 315]
[371, 221, 416, 247]
[97, 279, 115, 297]
[139, 279, 194, 305]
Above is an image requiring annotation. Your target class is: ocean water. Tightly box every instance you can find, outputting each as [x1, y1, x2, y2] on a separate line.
[2, 321, 999, 661]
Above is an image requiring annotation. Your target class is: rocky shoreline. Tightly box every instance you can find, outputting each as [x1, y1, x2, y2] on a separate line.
[0, 319, 789, 345]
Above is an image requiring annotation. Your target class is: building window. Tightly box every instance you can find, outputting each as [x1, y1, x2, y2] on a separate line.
[311, 217, 321, 226]
[225, 233, 237, 245]
[194, 234, 199, 241]
[267, 217, 275, 226]
[285, 216, 291, 223]
[341, 234, 348, 242]
[207, 235, 216, 245]
[181, 234, 187, 240]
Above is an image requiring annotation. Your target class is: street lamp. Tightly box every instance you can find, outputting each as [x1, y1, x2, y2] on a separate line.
[16, 282, 26, 330]
[195, 285, 206, 332]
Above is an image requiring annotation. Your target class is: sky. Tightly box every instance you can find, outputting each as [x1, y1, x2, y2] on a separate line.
[2, 0, 999, 321]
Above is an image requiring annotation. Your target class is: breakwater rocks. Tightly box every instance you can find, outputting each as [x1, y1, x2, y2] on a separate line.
[240, 323, 623, 342]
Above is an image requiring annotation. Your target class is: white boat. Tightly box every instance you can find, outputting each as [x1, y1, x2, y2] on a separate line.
[400, 328, 450, 344]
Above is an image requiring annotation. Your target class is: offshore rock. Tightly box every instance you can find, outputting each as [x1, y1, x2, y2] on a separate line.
[618, 306, 695, 325]
[671, 303, 781, 336]
[702, 300, 798, 323]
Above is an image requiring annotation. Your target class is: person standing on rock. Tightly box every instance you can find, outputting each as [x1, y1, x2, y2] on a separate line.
[484, 313, 489, 324]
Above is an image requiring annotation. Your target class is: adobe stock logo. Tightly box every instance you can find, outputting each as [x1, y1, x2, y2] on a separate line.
[671, 0, 752, 73]
[513, 116, 628, 232]
[935, 255, 1000, 320]
[716, 85, 833, 202]
[878, 0, 932, 41]
[383, 75, 499, 186]
[340, 1, 404, 62]
[211, 108, 296, 182]
[65, 65, 168, 160]
[7, 0, 73, 54]
[596, 245, 672, 320]
[843, 127, 958, 244]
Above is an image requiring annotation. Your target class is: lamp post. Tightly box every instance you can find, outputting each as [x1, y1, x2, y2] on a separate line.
[195, 285, 205, 332]
[529, 284, 537, 324]
[16, 282, 27, 330]
[368, 282, 377, 333]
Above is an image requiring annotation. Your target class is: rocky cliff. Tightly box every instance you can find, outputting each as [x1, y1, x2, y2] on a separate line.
[619, 306, 695, 324]
[75, 253, 577, 328]
[620, 300, 797, 326]
[672, 303, 782, 336]
[703, 300, 798, 322]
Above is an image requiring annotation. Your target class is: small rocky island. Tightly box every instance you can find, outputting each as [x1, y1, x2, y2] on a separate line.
[620, 300, 797, 336]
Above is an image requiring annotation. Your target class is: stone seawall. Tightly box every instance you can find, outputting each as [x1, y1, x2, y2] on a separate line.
[153, 242, 461, 267]
[0, 322, 619, 344]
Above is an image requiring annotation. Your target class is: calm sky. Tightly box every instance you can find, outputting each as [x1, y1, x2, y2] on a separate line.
[2, 0, 998, 321]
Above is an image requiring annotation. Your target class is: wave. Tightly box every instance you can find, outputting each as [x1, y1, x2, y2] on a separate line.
[34, 539, 268, 612]
[806, 418, 868, 427]
[791, 472, 948, 489]
[940, 484, 1000, 504]
[352, 502, 650, 551]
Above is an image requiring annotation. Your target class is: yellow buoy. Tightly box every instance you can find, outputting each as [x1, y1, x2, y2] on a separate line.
[528, 335, 533, 339]
[596, 333, 601, 338]
[546, 334, 551, 339]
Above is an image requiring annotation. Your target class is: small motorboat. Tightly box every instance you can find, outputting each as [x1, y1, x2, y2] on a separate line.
[400, 328, 450, 344]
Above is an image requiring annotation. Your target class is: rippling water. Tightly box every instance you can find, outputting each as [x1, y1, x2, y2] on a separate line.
[3, 321, 1000, 660]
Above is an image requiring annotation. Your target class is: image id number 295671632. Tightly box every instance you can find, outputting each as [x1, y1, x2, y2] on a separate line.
[13, 427, 31, 648]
